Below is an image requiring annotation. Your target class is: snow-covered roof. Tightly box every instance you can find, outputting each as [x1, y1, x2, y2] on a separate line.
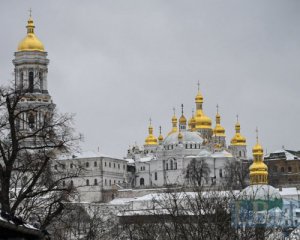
[57, 151, 125, 161]
[163, 131, 203, 145]
[211, 150, 233, 158]
[197, 149, 212, 157]
[125, 158, 135, 164]
[265, 149, 299, 161]
[139, 155, 155, 163]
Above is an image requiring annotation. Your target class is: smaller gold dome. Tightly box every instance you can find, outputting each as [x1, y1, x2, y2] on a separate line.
[18, 17, 45, 52]
[195, 91, 203, 104]
[213, 110, 226, 137]
[168, 110, 178, 136]
[230, 121, 246, 146]
[178, 132, 183, 140]
[179, 115, 187, 124]
[158, 126, 164, 142]
[249, 135, 268, 185]
[144, 123, 158, 146]
[188, 113, 196, 131]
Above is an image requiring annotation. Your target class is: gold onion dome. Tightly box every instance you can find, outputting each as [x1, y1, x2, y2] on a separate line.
[230, 118, 246, 146]
[178, 131, 183, 141]
[168, 108, 178, 136]
[249, 130, 268, 185]
[144, 120, 158, 146]
[213, 106, 225, 137]
[18, 16, 45, 52]
[188, 110, 196, 131]
[194, 83, 212, 130]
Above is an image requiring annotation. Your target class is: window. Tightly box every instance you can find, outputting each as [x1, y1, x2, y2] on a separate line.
[54, 165, 57, 170]
[281, 167, 284, 173]
[20, 72, 24, 89]
[105, 162, 107, 167]
[170, 160, 173, 170]
[94, 179, 98, 185]
[239, 151, 242, 157]
[118, 164, 120, 169]
[166, 163, 169, 170]
[123, 164, 125, 170]
[219, 169, 223, 178]
[109, 162, 111, 168]
[140, 178, 145, 186]
[70, 180, 74, 186]
[86, 162, 89, 168]
[70, 163, 73, 169]
[86, 179, 89, 186]
[114, 163, 116, 168]
[94, 162, 97, 167]
[114, 180, 116, 184]
[29, 71, 34, 92]
[155, 172, 157, 181]
[105, 179, 107, 186]
[109, 180, 111, 186]
[141, 166, 143, 171]
[62, 164, 65, 170]
[39, 72, 43, 90]
[28, 113, 35, 129]
[288, 167, 292, 173]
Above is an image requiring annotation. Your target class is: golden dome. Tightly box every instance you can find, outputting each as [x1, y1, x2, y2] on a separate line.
[195, 91, 203, 104]
[230, 121, 246, 146]
[213, 109, 226, 137]
[18, 17, 45, 52]
[249, 133, 268, 185]
[168, 109, 178, 136]
[198, 113, 212, 129]
[144, 122, 158, 146]
[188, 111, 196, 131]
[178, 131, 183, 140]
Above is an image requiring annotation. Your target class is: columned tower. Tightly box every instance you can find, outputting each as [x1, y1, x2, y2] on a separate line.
[13, 16, 55, 138]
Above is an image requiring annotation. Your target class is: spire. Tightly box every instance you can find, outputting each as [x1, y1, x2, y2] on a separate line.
[144, 118, 158, 146]
[158, 126, 164, 143]
[188, 109, 196, 132]
[179, 104, 187, 129]
[249, 128, 268, 185]
[168, 108, 178, 135]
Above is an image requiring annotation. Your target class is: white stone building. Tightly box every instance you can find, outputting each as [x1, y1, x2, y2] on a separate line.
[54, 151, 128, 202]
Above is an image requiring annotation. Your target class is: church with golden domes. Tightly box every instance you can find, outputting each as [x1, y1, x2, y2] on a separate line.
[126, 85, 248, 188]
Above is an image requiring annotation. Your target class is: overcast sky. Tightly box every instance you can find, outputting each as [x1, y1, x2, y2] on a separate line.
[0, 1, 299, 158]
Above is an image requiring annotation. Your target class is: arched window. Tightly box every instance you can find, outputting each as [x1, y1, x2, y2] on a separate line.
[170, 160, 174, 170]
[94, 161, 97, 167]
[29, 71, 34, 92]
[174, 160, 177, 170]
[94, 179, 98, 185]
[70, 180, 74, 186]
[86, 162, 89, 168]
[288, 167, 292, 173]
[86, 179, 89, 186]
[140, 178, 145, 186]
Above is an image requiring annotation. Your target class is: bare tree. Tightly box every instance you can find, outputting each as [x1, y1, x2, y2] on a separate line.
[0, 85, 81, 229]
[185, 158, 210, 186]
[223, 159, 249, 190]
